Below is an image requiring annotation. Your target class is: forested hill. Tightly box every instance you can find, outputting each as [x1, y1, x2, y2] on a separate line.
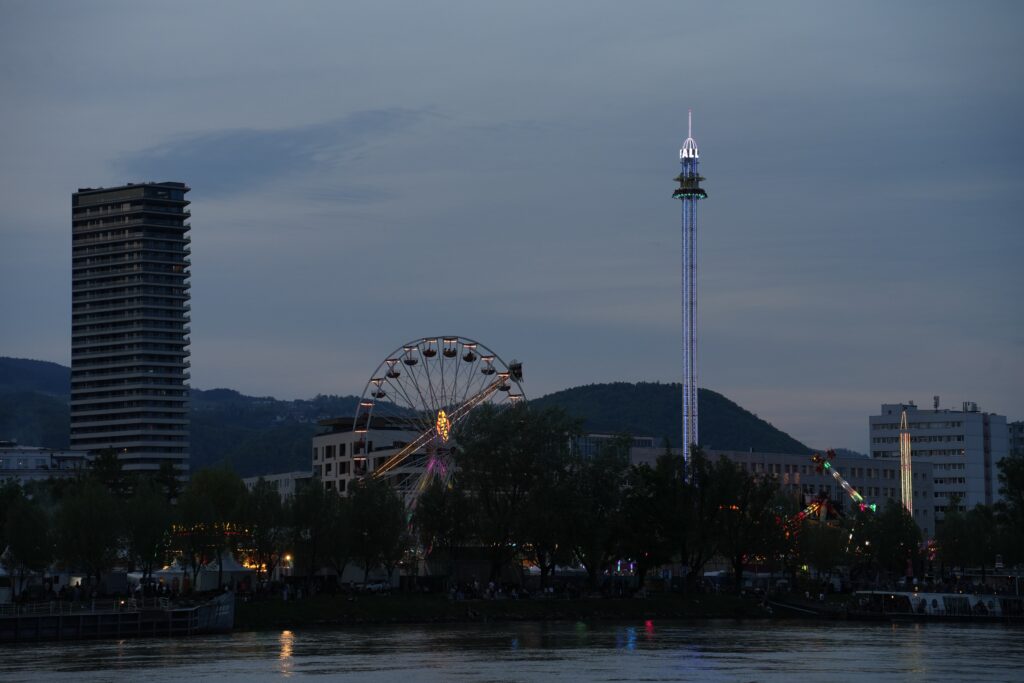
[1, 357, 813, 475]
[532, 382, 813, 454]
[0, 357, 69, 396]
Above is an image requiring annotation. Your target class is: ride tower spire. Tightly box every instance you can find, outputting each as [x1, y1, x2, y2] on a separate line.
[900, 407, 913, 515]
[672, 109, 707, 464]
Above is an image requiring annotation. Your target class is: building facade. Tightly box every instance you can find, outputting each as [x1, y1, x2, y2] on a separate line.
[0, 442, 90, 485]
[70, 182, 192, 474]
[869, 401, 1009, 517]
[313, 416, 420, 494]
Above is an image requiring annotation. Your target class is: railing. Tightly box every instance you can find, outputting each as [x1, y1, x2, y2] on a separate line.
[0, 597, 171, 617]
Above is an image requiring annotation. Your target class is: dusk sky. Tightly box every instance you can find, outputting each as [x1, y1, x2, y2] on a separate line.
[1, 1, 1022, 453]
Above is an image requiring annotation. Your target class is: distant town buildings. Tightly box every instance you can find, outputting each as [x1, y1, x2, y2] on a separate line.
[630, 445, 938, 538]
[576, 434, 656, 459]
[242, 470, 313, 500]
[0, 441, 89, 485]
[70, 182, 192, 474]
[869, 401, 1009, 517]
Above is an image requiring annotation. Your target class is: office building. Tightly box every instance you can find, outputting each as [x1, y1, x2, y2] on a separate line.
[70, 182, 192, 474]
[869, 401, 1009, 517]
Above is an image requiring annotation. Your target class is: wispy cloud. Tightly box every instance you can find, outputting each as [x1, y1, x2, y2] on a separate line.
[114, 108, 426, 197]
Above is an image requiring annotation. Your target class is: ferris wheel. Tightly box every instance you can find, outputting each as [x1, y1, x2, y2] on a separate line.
[353, 336, 524, 503]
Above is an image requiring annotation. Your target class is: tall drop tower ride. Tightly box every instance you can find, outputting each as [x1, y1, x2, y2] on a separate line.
[672, 111, 706, 463]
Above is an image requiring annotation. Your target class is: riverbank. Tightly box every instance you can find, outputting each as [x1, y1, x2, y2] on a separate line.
[234, 593, 769, 631]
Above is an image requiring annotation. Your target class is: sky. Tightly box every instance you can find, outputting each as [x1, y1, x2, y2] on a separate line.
[1, 1, 1022, 453]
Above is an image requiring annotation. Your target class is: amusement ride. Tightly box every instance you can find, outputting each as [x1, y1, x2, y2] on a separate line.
[352, 336, 524, 505]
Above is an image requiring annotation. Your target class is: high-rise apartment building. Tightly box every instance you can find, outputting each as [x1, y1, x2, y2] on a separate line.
[869, 401, 1009, 518]
[70, 182, 192, 474]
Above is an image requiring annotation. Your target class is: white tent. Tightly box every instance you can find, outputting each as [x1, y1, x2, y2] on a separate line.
[129, 554, 254, 593]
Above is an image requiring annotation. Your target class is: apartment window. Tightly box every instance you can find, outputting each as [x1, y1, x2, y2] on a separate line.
[325, 462, 333, 474]
[312, 447, 319, 461]
[325, 445, 335, 459]
[339, 479, 347, 493]
[339, 443, 346, 457]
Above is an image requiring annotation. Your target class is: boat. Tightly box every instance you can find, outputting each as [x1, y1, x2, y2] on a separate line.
[848, 590, 1024, 622]
[0, 591, 234, 642]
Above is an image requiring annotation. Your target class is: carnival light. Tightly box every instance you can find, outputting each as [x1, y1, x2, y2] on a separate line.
[436, 409, 451, 442]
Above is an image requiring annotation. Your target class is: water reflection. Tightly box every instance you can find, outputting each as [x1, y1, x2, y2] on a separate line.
[278, 629, 294, 677]
[0, 621, 1021, 682]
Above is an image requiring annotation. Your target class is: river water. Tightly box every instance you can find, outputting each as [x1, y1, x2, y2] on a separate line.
[1, 620, 1021, 682]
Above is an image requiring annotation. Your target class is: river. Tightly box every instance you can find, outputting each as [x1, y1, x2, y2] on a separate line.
[1, 620, 1021, 682]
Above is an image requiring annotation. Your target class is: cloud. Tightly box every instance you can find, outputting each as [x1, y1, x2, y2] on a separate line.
[113, 108, 426, 198]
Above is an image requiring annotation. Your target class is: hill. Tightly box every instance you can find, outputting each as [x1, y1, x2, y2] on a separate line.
[532, 382, 812, 454]
[0, 357, 813, 476]
[0, 357, 69, 396]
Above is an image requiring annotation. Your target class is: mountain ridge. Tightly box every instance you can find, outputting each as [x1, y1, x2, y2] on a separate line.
[0, 356, 816, 474]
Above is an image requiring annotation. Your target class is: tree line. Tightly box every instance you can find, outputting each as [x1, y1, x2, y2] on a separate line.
[2, 404, 1022, 597]
[0, 449, 409, 596]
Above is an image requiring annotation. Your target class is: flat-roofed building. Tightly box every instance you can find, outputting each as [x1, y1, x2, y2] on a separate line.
[313, 416, 421, 495]
[70, 182, 192, 474]
[870, 401, 1008, 517]
[0, 442, 90, 484]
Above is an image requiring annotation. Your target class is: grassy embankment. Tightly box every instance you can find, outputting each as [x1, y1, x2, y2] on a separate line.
[235, 593, 768, 631]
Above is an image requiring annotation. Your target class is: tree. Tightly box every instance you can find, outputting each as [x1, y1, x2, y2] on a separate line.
[323, 490, 354, 582]
[681, 450, 733, 590]
[863, 500, 921, 580]
[350, 476, 408, 584]
[800, 520, 847, 584]
[288, 481, 333, 590]
[241, 478, 288, 583]
[620, 460, 677, 591]
[995, 453, 1024, 568]
[454, 404, 581, 581]
[935, 498, 971, 573]
[714, 461, 779, 592]
[520, 464, 576, 589]
[965, 504, 997, 580]
[156, 460, 182, 502]
[174, 467, 247, 590]
[55, 479, 122, 588]
[89, 447, 127, 497]
[997, 451, 1024, 516]
[0, 480, 24, 552]
[125, 478, 172, 579]
[3, 493, 52, 597]
[565, 437, 630, 590]
[414, 477, 473, 584]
